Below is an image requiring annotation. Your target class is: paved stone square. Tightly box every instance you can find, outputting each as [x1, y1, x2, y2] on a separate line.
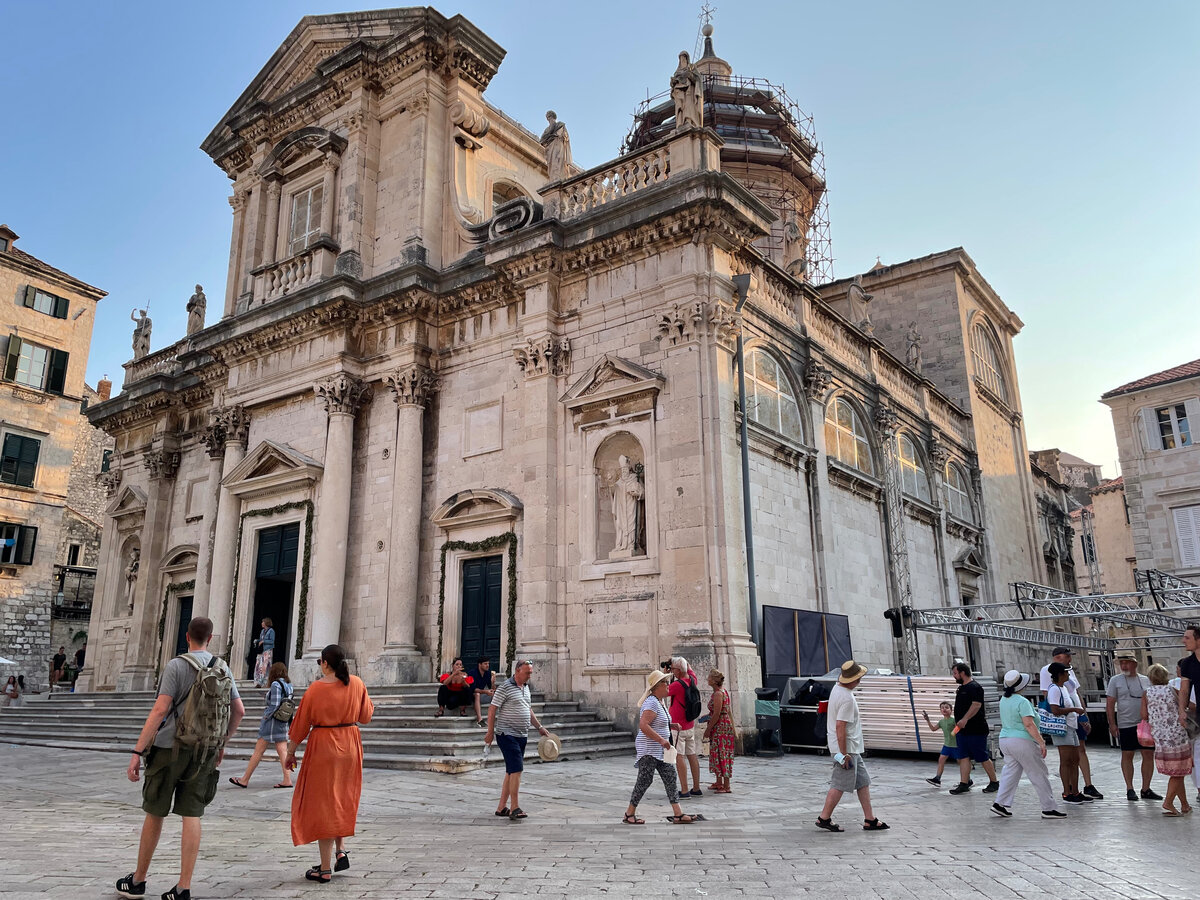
[0, 742, 1193, 899]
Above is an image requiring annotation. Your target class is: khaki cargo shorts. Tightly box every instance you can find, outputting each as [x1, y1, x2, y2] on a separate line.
[141, 745, 219, 818]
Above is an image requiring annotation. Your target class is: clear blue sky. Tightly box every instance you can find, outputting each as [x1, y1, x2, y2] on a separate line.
[4, 1, 1197, 475]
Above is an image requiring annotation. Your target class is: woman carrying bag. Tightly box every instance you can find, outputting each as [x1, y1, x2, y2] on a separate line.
[991, 671, 1066, 819]
[1142, 663, 1194, 815]
[229, 661, 295, 788]
[622, 670, 696, 825]
[1047, 662, 1088, 803]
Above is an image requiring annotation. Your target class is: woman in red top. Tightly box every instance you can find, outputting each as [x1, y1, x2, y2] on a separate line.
[436, 657, 475, 717]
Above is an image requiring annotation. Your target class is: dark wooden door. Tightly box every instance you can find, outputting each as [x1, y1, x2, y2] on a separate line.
[173, 595, 194, 656]
[460, 555, 503, 670]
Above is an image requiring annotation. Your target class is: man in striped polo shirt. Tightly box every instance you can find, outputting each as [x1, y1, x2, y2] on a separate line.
[485, 659, 549, 820]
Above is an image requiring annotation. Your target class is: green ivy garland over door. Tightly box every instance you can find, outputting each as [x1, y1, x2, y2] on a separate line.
[437, 532, 518, 674]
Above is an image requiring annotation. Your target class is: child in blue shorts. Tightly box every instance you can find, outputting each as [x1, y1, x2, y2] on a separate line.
[922, 702, 960, 785]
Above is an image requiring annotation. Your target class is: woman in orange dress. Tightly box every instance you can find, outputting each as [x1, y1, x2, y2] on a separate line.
[284, 644, 374, 883]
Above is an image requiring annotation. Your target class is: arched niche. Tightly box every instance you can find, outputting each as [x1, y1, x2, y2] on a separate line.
[594, 432, 646, 561]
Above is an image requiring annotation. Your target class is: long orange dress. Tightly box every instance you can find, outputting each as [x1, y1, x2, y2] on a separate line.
[289, 675, 374, 846]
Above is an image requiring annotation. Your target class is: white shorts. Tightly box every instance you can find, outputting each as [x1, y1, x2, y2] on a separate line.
[675, 727, 700, 757]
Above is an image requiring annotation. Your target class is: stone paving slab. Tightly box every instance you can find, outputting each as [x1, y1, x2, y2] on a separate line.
[0, 742, 1194, 899]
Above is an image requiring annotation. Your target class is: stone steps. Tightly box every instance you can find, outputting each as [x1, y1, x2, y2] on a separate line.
[1, 684, 633, 773]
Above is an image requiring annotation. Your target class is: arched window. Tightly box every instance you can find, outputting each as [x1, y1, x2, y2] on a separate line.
[897, 434, 931, 502]
[824, 397, 872, 474]
[945, 463, 974, 522]
[970, 321, 1009, 403]
[492, 181, 524, 213]
[744, 349, 802, 440]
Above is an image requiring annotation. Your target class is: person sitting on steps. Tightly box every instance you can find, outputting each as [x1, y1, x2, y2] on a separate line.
[436, 657, 475, 717]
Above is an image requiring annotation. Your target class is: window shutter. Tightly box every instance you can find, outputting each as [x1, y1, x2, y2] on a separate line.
[3, 335, 21, 382]
[1140, 408, 1161, 453]
[1174, 506, 1200, 568]
[53, 294, 69, 319]
[22, 285, 36, 308]
[0, 434, 18, 483]
[46, 349, 68, 395]
[1184, 398, 1200, 441]
[16, 436, 40, 487]
[15, 525, 37, 566]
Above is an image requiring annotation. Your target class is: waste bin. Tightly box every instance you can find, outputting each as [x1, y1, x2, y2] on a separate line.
[755, 687, 783, 757]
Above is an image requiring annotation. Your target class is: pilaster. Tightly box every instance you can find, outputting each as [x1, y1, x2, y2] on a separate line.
[208, 405, 251, 656]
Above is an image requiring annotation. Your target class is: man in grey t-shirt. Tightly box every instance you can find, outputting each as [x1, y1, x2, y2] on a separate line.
[1105, 653, 1160, 802]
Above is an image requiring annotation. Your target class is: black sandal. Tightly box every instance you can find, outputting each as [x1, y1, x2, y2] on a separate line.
[815, 816, 844, 832]
[863, 817, 890, 830]
[305, 867, 332, 883]
[495, 807, 509, 816]
[509, 807, 528, 819]
[334, 851, 350, 872]
[667, 814, 695, 824]
[622, 812, 646, 825]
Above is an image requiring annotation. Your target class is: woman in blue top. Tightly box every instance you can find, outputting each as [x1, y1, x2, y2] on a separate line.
[992, 670, 1065, 819]
[253, 617, 276, 686]
[623, 670, 696, 825]
[230, 661, 294, 788]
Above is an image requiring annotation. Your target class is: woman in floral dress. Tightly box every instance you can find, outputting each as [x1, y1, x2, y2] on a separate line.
[704, 669, 736, 793]
[1142, 663, 1194, 815]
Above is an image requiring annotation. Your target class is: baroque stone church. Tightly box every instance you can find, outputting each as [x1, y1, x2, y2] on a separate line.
[79, 8, 1056, 724]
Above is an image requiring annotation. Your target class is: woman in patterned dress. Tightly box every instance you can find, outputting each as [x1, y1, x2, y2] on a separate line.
[1142, 663, 1194, 816]
[704, 669, 735, 793]
[253, 617, 276, 687]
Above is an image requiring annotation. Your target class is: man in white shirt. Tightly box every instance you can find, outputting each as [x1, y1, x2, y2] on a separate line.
[1039, 647, 1103, 800]
[815, 660, 888, 832]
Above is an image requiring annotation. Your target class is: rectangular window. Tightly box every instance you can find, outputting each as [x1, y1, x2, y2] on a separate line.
[21, 285, 69, 319]
[3, 335, 68, 394]
[67, 544, 81, 566]
[288, 184, 323, 257]
[1155, 404, 1192, 450]
[0, 433, 41, 487]
[100, 448, 112, 473]
[0, 523, 38, 565]
[1174, 505, 1200, 569]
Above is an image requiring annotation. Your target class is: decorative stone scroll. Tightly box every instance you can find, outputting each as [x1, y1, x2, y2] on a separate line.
[97, 468, 123, 498]
[513, 336, 571, 378]
[143, 449, 181, 481]
[212, 405, 251, 444]
[464, 196, 544, 244]
[929, 435, 951, 468]
[385, 364, 439, 409]
[873, 403, 900, 437]
[803, 359, 833, 401]
[449, 100, 490, 138]
[314, 373, 371, 416]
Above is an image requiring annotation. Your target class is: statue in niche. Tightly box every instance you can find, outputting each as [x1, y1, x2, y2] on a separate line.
[906, 321, 923, 373]
[670, 51, 704, 130]
[610, 455, 645, 558]
[124, 547, 140, 613]
[540, 110, 572, 182]
[130, 309, 152, 359]
[186, 285, 206, 336]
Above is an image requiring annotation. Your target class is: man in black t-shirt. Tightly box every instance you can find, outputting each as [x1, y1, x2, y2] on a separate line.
[1179, 626, 1200, 729]
[949, 662, 999, 795]
[50, 647, 67, 687]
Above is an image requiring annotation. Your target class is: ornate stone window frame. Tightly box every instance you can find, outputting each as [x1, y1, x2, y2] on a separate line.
[155, 545, 198, 677]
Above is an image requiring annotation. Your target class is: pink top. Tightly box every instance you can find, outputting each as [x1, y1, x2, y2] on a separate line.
[667, 669, 698, 730]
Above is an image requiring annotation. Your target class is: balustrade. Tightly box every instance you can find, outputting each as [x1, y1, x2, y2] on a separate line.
[560, 145, 672, 219]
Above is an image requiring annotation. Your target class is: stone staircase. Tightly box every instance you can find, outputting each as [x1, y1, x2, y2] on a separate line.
[0, 683, 632, 773]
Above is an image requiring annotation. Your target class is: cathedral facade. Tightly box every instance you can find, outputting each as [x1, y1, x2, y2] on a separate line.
[79, 9, 1055, 724]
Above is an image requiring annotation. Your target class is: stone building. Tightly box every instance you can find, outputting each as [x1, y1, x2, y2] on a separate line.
[1102, 358, 1200, 581]
[1070, 477, 1136, 596]
[0, 225, 107, 687]
[1027, 452, 1078, 595]
[80, 9, 1056, 721]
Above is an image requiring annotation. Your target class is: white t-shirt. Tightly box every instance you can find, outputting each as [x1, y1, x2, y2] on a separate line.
[1048, 682, 1081, 728]
[826, 683, 864, 755]
[1039, 664, 1080, 694]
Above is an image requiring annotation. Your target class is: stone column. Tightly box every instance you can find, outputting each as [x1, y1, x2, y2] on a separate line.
[75, 467, 125, 691]
[262, 178, 282, 266]
[309, 374, 370, 652]
[207, 406, 250, 656]
[118, 447, 181, 691]
[380, 364, 437, 678]
[224, 190, 248, 318]
[320, 153, 340, 240]
[190, 422, 227, 619]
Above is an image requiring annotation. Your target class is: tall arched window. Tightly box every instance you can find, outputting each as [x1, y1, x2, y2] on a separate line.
[970, 321, 1009, 403]
[824, 397, 872, 474]
[897, 434, 931, 502]
[945, 463, 974, 522]
[744, 349, 802, 440]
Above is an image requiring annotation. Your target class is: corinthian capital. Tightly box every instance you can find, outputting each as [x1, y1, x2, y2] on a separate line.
[385, 364, 439, 408]
[212, 405, 251, 444]
[315, 373, 371, 416]
[200, 423, 227, 459]
[874, 403, 899, 437]
[143, 449, 181, 481]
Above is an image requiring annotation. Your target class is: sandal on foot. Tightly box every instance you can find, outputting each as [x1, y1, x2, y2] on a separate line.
[668, 814, 695, 824]
[495, 807, 510, 817]
[305, 867, 332, 883]
[815, 816, 843, 832]
[228, 776, 248, 788]
[622, 812, 646, 825]
[509, 807, 528, 819]
[863, 817, 890, 830]
[1162, 807, 1181, 816]
[434, 709, 444, 718]
[273, 782, 293, 789]
[334, 851, 349, 872]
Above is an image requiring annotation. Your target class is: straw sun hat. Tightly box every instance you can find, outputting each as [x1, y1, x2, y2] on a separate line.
[537, 730, 562, 762]
[637, 668, 671, 705]
[838, 660, 868, 685]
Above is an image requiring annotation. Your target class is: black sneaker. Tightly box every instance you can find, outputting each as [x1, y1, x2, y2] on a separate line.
[1079, 792, 1094, 802]
[689, 788, 703, 797]
[990, 802, 1012, 818]
[162, 888, 190, 900]
[949, 783, 972, 795]
[925, 777, 941, 786]
[1083, 785, 1104, 799]
[1127, 789, 1140, 801]
[982, 781, 1000, 793]
[1063, 793, 1085, 804]
[1041, 809, 1068, 818]
[116, 874, 146, 898]
[1141, 788, 1164, 801]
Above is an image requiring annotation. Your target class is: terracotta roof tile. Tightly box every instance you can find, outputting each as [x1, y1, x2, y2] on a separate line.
[1090, 476, 1124, 496]
[1102, 358, 1200, 399]
[1, 243, 105, 298]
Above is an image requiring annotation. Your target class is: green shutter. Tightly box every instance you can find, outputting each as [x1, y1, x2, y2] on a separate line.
[0, 434, 19, 483]
[15, 436, 40, 487]
[22, 285, 36, 308]
[3, 335, 21, 382]
[46, 349, 68, 395]
[15, 525, 37, 566]
[53, 294, 69, 319]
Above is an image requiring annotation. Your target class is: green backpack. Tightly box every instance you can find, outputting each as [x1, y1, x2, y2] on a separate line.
[173, 654, 234, 759]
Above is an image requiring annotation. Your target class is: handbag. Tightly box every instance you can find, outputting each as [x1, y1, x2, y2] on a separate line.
[1037, 706, 1067, 737]
[271, 681, 296, 723]
[659, 698, 678, 764]
[1136, 720, 1155, 748]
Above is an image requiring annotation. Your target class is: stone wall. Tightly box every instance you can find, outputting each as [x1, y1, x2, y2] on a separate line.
[1, 584, 51, 689]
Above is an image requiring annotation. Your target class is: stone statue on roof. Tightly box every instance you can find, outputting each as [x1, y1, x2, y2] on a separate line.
[130, 309, 152, 359]
[906, 322, 923, 373]
[540, 110, 571, 183]
[186, 284, 206, 336]
[671, 51, 704, 130]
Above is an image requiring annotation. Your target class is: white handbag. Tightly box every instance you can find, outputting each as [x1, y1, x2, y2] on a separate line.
[663, 746, 678, 764]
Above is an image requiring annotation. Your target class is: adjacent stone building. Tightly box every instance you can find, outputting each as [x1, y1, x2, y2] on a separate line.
[79, 9, 1059, 722]
[0, 225, 107, 687]
[1071, 477, 1136, 596]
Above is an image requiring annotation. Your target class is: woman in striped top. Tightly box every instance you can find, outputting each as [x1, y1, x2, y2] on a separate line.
[624, 670, 695, 825]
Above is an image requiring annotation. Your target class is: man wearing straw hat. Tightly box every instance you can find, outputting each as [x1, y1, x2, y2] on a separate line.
[815, 660, 888, 832]
[1105, 651, 1160, 802]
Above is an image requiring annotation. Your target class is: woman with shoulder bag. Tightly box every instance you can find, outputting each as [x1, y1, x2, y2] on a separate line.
[1047, 662, 1088, 804]
[992, 671, 1065, 819]
[230, 661, 295, 789]
[622, 669, 697, 826]
[1142, 663, 1194, 815]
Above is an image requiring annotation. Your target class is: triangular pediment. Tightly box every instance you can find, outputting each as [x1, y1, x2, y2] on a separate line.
[224, 440, 323, 497]
[562, 355, 664, 408]
[106, 485, 147, 519]
[954, 546, 987, 575]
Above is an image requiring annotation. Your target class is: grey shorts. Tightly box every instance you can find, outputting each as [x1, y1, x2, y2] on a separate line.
[1055, 727, 1080, 747]
[830, 754, 871, 792]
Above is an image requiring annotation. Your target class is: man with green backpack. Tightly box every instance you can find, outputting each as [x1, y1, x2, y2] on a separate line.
[117, 616, 245, 900]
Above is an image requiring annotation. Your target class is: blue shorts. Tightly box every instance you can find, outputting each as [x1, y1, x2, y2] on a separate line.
[956, 733, 991, 762]
[496, 733, 527, 773]
[939, 744, 961, 760]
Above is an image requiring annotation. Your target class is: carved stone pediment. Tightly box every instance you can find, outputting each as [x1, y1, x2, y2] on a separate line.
[953, 546, 987, 575]
[106, 485, 147, 524]
[432, 488, 523, 531]
[562, 355, 664, 409]
[223, 440, 323, 499]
